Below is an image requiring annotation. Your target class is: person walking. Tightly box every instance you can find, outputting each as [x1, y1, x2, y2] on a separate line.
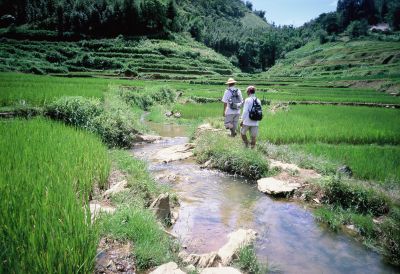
[240, 86, 262, 149]
[222, 78, 243, 137]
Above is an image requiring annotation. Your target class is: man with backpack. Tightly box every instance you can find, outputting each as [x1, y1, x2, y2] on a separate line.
[222, 78, 243, 137]
[240, 86, 262, 149]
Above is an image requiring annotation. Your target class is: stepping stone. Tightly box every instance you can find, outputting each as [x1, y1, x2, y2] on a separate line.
[257, 177, 300, 196]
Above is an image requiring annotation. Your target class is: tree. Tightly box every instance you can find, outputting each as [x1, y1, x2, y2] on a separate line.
[245, 1, 253, 11]
[346, 19, 369, 37]
[380, 0, 389, 21]
[122, 0, 139, 35]
[360, 0, 378, 24]
[166, 0, 178, 31]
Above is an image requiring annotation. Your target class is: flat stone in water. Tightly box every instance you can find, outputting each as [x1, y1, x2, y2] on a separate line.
[257, 177, 300, 196]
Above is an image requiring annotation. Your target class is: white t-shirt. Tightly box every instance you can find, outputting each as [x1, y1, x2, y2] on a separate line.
[242, 95, 261, 127]
[222, 87, 243, 115]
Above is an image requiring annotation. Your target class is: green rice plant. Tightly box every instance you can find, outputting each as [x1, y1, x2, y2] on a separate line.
[259, 105, 400, 145]
[0, 118, 110, 273]
[0, 73, 108, 106]
[174, 102, 222, 119]
[195, 131, 269, 180]
[289, 143, 400, 183]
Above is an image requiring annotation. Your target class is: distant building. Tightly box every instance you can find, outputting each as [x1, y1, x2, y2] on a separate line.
[369, 23, 391, 32]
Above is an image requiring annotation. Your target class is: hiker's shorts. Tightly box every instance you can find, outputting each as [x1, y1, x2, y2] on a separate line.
[241, 125, 259, 138]
[224, 114, 240, 130]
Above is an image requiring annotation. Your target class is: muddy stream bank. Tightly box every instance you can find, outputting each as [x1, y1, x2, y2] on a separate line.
[132, 123, 398, 274]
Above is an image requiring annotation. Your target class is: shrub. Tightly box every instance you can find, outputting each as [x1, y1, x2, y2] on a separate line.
[346, 20, 369, 38]
[119, 86, 176, 110]
[44, 96, 139, 148]
[27, 66, 45, 75]
[44, 96, 103, 131]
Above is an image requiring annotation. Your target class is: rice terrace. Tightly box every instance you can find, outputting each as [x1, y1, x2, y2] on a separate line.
[0, 0, 400, 273]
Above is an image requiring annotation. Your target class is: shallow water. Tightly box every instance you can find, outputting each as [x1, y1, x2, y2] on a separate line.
[132, 124, 399, 274]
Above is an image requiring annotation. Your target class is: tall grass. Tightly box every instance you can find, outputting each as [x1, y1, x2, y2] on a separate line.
[0, 118, 110, 273]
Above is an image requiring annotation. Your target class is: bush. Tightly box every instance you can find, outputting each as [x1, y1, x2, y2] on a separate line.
[318, 30, 329, 44]
[44, 96, 139, 148]
[44, 96, 103, 130]
[119, 86, 176, 110]
[27, 66, 45, 75]
[346, 20, 369, 38]
[322, 177, 390, 216]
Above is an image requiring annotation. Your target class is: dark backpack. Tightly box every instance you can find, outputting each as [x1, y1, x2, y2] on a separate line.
[249, 98, 263, 121]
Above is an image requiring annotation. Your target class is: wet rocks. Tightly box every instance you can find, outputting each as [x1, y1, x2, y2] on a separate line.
[337, 165, 353, 177]
[103, 180, 128, 198]
[90, 202, 116, 221]
[150, 193, 171, 223]
[200, 267, 242, 274]
[218, 229, 257, 265]
[134, 134, 162, 144]
[149, 262, 186, 274]
[178, 229, 256, 269]
[151, 143, 194, 163]
[182, 252, 220, 268]
[257, 177, 300, 196]
[195, 124, 223, 138]
[95, 238, 135, 274]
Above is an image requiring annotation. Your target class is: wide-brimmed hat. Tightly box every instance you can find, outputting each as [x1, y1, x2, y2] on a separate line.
[226, 78, 237, 85]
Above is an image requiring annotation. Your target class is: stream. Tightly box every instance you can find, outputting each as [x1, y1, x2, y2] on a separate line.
[132, 122, 399, 274]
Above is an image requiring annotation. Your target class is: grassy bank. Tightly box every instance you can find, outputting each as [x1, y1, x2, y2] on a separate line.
[195, 131, 269, 180]
[101, 150, 177, 270]
[0, 118, 110, 273]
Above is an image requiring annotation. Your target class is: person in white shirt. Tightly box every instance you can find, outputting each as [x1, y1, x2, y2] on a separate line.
[240, 86, 261, 149]
[221, 78, 243, 137]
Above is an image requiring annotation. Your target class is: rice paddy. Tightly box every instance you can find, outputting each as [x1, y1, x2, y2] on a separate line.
[0, 118, 110, 273]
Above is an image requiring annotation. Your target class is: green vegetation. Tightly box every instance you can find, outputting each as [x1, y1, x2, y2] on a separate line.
[314, 176, 400, 264]
[234, 245, 268, 274]
[44, 93, 144, 148]
[0, 118, 110, 273]
[267, 40, 400, 78]
[259, 105, 400, 145]
[195, 131, 269, 180]
[290, 144, 400, 183]
[0, 37, 237, 79]
[102, 150, 176, 270]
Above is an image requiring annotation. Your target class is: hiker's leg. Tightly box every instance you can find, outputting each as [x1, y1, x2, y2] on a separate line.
[240, 125, 249, 147]
[250, 126, 259, 149]
[250, 137, 257, 149]
[231, 115, 240, 137]
[224, 114, 233, 130]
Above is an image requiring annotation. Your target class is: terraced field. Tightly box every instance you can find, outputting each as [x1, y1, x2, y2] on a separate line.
[0, 36, 238, 79]
[267, 40, 400, 79]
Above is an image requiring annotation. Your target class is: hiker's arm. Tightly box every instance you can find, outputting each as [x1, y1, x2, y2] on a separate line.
[223, 103, 227, 117]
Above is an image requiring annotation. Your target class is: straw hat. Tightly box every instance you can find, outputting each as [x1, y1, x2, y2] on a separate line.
[226, 78, 237, 85]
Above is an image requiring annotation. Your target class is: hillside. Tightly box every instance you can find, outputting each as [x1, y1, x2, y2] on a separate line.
[266, 39, 400, 79]
[0, 35, 239, 79]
